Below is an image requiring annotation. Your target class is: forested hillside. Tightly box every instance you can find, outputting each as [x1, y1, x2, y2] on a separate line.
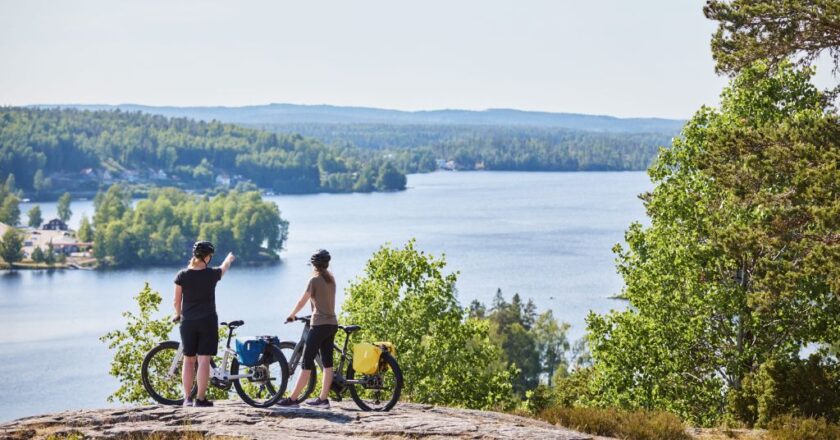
[270, 124, 673, 172]
[0, 107, 406, 197]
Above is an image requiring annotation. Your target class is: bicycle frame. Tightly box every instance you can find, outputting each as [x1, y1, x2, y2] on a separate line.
[287, 317, 366, 388]
[165, 327, 255, 382]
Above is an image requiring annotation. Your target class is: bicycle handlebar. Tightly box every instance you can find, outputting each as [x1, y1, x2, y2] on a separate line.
[285, 315, 311, 324]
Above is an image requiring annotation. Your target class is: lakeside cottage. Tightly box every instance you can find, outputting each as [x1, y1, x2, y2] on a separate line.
[41, 218, 69, 231]
[0, 221, 92, 258]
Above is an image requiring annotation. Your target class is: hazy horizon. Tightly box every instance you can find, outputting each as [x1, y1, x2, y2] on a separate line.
[26, 101, 687, 121]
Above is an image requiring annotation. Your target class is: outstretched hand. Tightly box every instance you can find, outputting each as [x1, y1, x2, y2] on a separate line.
[225, 252, 235, 263]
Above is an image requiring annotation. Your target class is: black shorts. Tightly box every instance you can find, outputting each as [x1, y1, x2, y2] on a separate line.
[179, 315, 218, 356]
[302, 324, 338, 370]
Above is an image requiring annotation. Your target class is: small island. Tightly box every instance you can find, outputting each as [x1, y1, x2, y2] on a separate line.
[0, 182, 288, 270]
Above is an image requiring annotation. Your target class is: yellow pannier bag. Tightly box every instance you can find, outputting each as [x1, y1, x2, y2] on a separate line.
[353, 343, 382, 375]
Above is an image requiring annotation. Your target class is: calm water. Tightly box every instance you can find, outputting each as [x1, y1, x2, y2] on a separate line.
[1, 171, 651, 421]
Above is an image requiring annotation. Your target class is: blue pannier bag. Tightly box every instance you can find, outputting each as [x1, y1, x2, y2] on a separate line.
[235, 337, 266, 367]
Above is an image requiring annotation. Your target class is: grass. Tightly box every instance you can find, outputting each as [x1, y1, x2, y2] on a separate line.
[536, 406, 691, 440]
[766, 415, 840, 440]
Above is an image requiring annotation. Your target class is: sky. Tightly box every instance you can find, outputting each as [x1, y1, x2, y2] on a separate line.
[0, 0, 828, 119]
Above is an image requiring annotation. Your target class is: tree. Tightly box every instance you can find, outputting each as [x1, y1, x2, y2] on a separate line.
[0, 227, 23, 266]
[533, 310, 570, 387]
[27, 206, 42, 228]
[375, 162, 407, 191]
[30, 246, 45, 263]
[586, 62, 840, 426]
[705, 0, 840, 80]
[341, 240, 516, 410]
[57, 192, 72, 222]
[33, 169, 50, 196]
[4, 174, 16, 194]
[44, 243, 56, 266]
[485, 290, 542, 396]
[77, 214, 93, 242]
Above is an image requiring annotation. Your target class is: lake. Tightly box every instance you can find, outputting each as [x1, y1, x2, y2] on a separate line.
[1, 171, 651, 421]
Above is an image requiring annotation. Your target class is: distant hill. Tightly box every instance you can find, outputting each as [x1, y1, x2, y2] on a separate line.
[41, 103, 685, 134]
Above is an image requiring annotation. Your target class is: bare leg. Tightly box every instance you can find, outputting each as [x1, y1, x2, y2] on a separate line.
[196, 355, 212, 400]
[288, 369, 312, 401]
[319, 367, 333, 401]
[182, 356, 196, 400]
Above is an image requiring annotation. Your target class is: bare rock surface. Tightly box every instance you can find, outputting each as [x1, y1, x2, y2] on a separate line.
[0, 400, 604, 439]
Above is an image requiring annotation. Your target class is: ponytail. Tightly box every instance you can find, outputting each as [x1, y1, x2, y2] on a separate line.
[315, 266, 334, 285]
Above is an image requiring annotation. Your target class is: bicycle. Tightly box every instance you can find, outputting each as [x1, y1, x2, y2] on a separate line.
[281, 315, 403, 411]
[141, 319, 289, 408]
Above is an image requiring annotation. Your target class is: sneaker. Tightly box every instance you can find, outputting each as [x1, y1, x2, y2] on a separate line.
[305, 398, 330, 408]
[182, 398, 193, 407]
[193, 398, 214, 407]
[276, 397, 300, 408]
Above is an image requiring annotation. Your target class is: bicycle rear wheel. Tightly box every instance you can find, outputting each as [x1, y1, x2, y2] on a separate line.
[232, 343, 289, 407]
[347, 352, 402, 411]
[141, 341, 195, 406]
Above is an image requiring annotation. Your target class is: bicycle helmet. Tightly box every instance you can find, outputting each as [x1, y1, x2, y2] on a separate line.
[310, 249, 331, 267]
[193, 241, 215, 258]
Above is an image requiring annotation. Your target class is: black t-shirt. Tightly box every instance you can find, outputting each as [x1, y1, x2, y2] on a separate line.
[175, 267, 222, 321]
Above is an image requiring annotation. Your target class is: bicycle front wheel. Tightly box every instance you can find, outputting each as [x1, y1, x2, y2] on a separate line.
[232, 343, 289, 407]
[278, 341, 317, 401]
[141, 341, 195, 406]
[347, 352, 402, 411]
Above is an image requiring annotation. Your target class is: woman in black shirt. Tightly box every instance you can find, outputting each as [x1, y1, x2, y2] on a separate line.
[174, 241, 235, 407]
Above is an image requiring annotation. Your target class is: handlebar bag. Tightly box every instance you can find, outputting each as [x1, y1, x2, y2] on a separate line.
[235, 338, 266, 367]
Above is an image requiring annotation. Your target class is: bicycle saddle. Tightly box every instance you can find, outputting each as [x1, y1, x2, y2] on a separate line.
[222, 320, 244, 328]
[340, 325, 362, 334]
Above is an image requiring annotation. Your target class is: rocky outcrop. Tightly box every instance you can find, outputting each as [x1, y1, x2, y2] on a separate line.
[0, 400, 604, 439]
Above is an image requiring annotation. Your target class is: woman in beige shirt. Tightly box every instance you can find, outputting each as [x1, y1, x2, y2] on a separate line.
[278, 249, 337, 408]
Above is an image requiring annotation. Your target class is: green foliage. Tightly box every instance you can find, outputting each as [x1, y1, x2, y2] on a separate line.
[266, 123, 677, 172]
[99, 283, 174, 403]
[586, 62, 840, 426]
[705, 0, 840, 79]
[44, 243, 56, 265]
[0, 107, 406, 195]
[0, 227, 23, 265]
[767, 415, 840, 440]
[27, 205, 42, 228]
[375, 162, 406, 191]
[77, 214, 93, 242]
[341, 240, 516, 410]
[92, 185, 287, 267]
[536, 406, 690, 440]
[30, 246, 45, 263]
[552, 367, 597, 408]
[57, 192, 72, 222]
[0, 177, 20, 225]
[728, 355, 840, 427]
[470, 290, 570, 397]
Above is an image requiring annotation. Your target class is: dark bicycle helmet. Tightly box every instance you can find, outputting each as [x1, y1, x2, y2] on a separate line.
[310, 249, 331, 267]
[193, 241, 215, 258]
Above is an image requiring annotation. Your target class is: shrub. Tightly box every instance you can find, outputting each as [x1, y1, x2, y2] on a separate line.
[728, 355, 840, 427]
[537, 406, 690, 440]
[341, 240, 516, 410]
[767, 415, 840, 440]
